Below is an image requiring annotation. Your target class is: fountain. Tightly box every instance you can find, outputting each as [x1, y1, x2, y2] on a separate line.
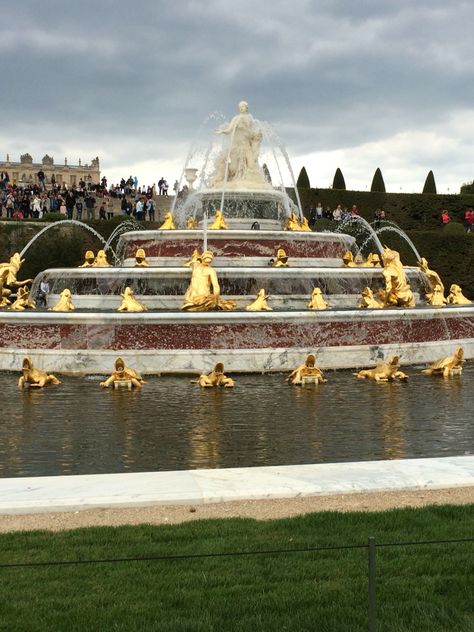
[1, 100, 474, 374]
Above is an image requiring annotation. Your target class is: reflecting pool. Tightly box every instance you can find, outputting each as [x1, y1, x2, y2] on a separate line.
[0, 365, 473, 478]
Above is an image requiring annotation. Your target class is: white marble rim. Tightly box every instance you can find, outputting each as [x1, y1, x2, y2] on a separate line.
[117, 229, 356, 243]
[0, 456, 472, 515]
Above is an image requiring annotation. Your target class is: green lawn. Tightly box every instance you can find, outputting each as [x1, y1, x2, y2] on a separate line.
[0, 504, 473, 631]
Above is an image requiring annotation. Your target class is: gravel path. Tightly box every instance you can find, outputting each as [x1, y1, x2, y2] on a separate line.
[0, 486, 472, 532]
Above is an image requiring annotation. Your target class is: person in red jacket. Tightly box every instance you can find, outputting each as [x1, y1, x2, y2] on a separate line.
[441, 209, 450, 225]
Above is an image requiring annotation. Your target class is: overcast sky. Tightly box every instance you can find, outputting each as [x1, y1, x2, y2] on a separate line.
[2, 0, 474, 193]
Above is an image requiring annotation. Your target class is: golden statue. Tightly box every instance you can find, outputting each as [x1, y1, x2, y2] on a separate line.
[342, 251, 356, 267]
[299, 217, 312, 231]
[118, 287, 146, 312]
[18, 357, 61, 389]
[187, 216, 198, 229]
[308, 287, 328, 310]
[447, 284, 472, 305]
[418, 257, 444, 304]
[183, 249, 201, 267]
[209, 210, 228, 230]
[362, 253, 382, 267]
[160, 212, 176, 230]
[134, 248, 149, 267]
[358, 287, 383, 309]
[380, 247, 415, 308]
[9, 286, 36, 311]
[0, 252, 32, 287]
[287, 354, 326, 385]
[285, 212, 300, 231]
[93, 249, 111, 267]
[422, 347, 465, 377]
[182, 251, 236, 311]
[79, 250, 95, 267]
[245, 289, 272, 311]
[195, 362, 235, 388]
[100, 357, 145, 389]
[0, 269, 12, 307]
[354, 356, 408, 382]
[49, 288, 75, 311]
[272, 248, 288, 267]
[428, 284, 447, 307]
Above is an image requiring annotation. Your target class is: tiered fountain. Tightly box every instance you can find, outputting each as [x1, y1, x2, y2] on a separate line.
[1, 101, 474, 374]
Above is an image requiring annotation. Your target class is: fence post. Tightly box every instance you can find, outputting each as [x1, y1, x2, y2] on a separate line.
[368, 537, 377, 632]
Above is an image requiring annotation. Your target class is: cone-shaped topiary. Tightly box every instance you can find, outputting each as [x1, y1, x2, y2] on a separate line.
[296, 166, 310, 188]
[423, 170, 437, 194]
[332, 168, 346, 190]
[370, 168, 386, 193]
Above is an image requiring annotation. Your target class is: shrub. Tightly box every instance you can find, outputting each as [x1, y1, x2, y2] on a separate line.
[370, 168, 386, 193]
[332, 168, 346, 190]
[41, 212, 65, 222]
[296, 166, 310, 188]
[422, 170, 437, 194]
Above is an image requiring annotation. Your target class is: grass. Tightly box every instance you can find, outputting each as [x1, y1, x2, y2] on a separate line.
[0, 504, 473, 631]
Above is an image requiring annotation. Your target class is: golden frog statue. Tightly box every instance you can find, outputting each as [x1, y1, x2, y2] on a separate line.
[272, 248, 288, 267]
[79, 250, 96, 267]
[362, 253, 382, 267]
[134, 248, 149, 267]
[354, 356, 408, 381]
[93, 249, 111, 267]
[18, 357, 61, 389]
[421, 347, 465, 377]
[209, 210, 228, 230]
[100, 357, 145, 389]
[285, 212, 300, 231]
[299, 217, 312, 231]
[182, 251, 235, 312]
[49, 288, 75, 312]
[428, 284, 447, 307]
[186, 216, 198, 229]
[160, 212, 176, 230]
[380, 247, 415, 308]
[287, 354, 327, 385]
[358, 287, 383, 309]
[342, 251, 356, 267]
[195, 362, 235, 388]
[447, 284, 472, 305]
[118, 287, 146, 312]
[245, 288, 272, 311]
[9, 286, 36, 311]
[308, 287, 328, 310]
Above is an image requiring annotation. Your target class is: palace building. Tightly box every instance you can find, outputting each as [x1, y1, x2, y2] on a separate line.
[0, 153, 100, 187]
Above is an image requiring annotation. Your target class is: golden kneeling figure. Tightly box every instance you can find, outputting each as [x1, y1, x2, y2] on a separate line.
[134, 248, 149, 267]
[287, 354, 326, 385]
[9, 286, 36, 311]
[79, 250, 95, 267]
[118, 287, 146, 312]
[196, 362, 235, 388]
[100, 357, 145, 389]
[18, 357, 61, 389]
[358, 287, 382, 309]
[308, 288, 328, 310]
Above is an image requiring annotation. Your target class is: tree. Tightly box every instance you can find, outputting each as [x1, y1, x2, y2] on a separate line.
[422, 170, 437, 194]
[296, 166, 310, 188]
[370, 168, 386, 193]
[332, 168, 346, 190]
[262, 163, 272, 185]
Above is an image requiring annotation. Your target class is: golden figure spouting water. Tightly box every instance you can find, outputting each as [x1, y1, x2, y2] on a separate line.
[182, 251, 236, 311]
[195, 362, 235, 387]
[134, 248, 149, 267]
[447, 284, 472, 305]
[272, 248, 288, 267]
[18, 357, 61, 389]
[380, 247, 415, 308]
[118, 287, 146, 312]
[160, 212, 176, 230]
[100, 357, 145, 389]
[418, 257, 445, 304]
[9, 286, 36, 311]
[49, 289, 75, 312]
[209, 210, 228, 230]
[186, 216, 198, 229]
[0, 252, 32, 287]
[79, 250, 95, 267]
[287, 354, 326, 385]
[93, 249, 111, 267]
[421, 347, 464, 377]
[0, 269, 12, 307]
[245, 289, 272, 311]
[307, 287, 328, 310]
[354, 356, 408, 381]
[358, 287, 383, 309]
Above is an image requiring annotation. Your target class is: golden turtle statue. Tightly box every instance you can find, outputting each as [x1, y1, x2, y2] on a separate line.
[18, 357, 61, 389]
[100, 357, 145, 389]
[421, 347, 465, 377]
[287, 354, 327, 385]
[195, 362, 235, 388]
[354, 356, 408, 382]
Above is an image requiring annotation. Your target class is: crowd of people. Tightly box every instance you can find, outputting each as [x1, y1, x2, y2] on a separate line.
[308, 203, 386, 227]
